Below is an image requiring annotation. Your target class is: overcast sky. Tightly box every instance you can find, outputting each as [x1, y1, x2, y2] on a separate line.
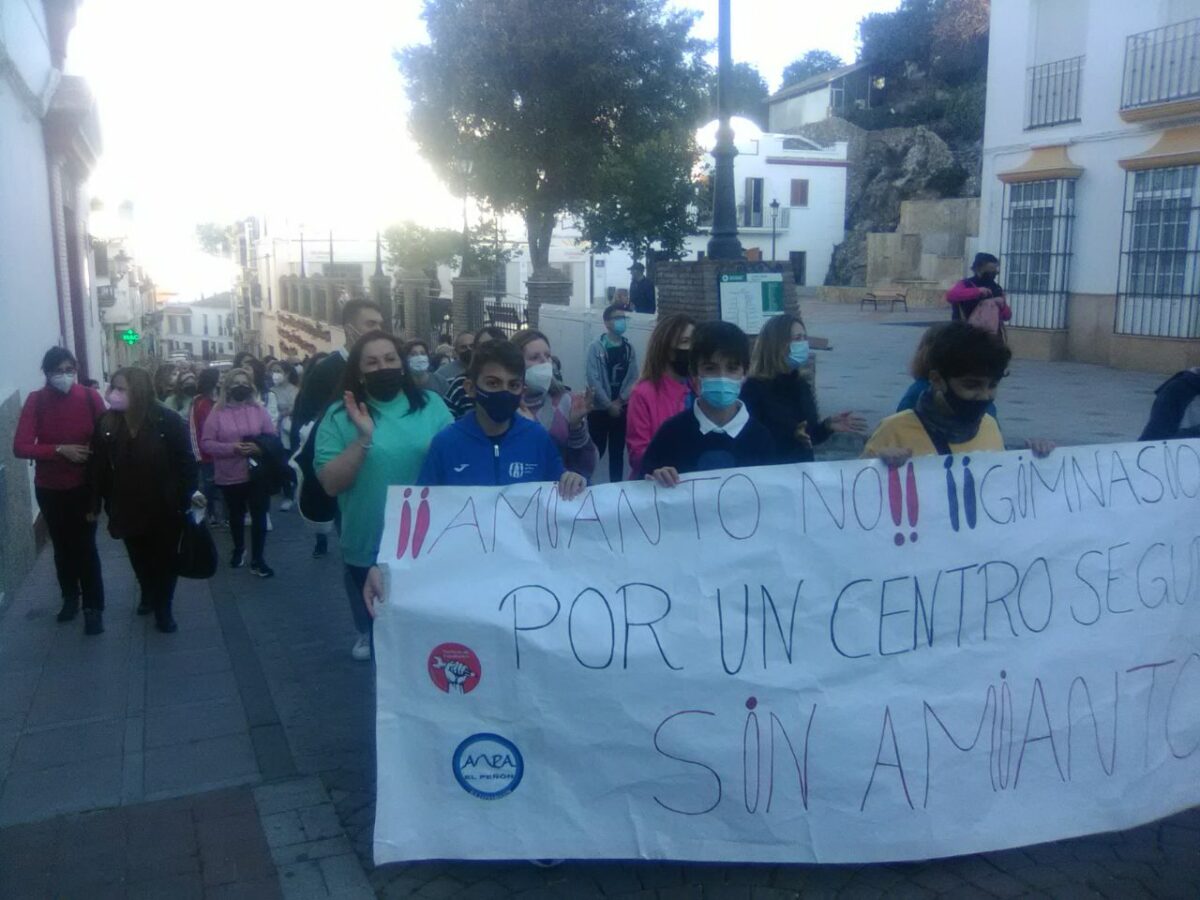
[69, 0, 898, 295]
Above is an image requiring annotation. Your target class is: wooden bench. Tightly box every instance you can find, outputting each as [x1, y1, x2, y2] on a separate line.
[860, 287, 909, 312]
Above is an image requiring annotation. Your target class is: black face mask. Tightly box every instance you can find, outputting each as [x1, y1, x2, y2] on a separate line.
[977, 272, 997, 286]
[457, 348, 473, 365]
[364, 368, 407, 402]
[180, 383, 197, 396]
[943, 388, 990, 423]
[229, 385, 253, 403]
[670, 349, 690, 378]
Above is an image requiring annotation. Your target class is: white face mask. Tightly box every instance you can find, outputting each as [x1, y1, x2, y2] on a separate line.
[525, 361, 554, 395]
[49, 373, 75, 393]
[408, 355, 430, 374]
[271, 371, 286, 386]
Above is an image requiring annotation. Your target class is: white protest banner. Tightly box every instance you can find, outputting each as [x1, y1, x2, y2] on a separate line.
[373, 441, 1200, 864]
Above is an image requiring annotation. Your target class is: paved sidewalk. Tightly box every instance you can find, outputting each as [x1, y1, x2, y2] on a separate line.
[0, 532, 372, 898]
[800, 301, 1164, 449]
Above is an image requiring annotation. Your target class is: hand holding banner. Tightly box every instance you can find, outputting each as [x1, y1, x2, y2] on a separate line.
[374, 441, 1200, 863]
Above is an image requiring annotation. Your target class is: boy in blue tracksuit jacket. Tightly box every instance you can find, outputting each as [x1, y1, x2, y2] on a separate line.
[363, 341, 585, 618]
[417, 340, 586, 493]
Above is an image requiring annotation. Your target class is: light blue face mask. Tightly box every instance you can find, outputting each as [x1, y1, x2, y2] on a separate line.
[611, 317, 628, 336]
[699, 376, 742, 410]
[788, 340, 810, 369]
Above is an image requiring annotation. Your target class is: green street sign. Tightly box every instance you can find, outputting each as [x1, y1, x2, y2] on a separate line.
[121, 328, 141, 346]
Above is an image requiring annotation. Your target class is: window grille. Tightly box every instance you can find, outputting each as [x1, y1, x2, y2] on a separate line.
[1000, 179, 1075, 329]
[1116, 165, 1200, 337]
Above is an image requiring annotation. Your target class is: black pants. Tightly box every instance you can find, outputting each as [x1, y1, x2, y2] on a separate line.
[221, 481, 268, 563]
[124, 524, 180, 615]
[343, 563, 372, 637]
[588, 408, 627, 483]
[35, 486, 105, 611]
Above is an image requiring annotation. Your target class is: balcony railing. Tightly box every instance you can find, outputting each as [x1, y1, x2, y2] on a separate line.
[1025, 56, 1083, 128]
[1122, 17, 1200, 114]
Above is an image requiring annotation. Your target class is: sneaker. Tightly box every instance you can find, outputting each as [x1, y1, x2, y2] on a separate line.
[250, 561, 275, 579]
[83, 609, 104, 636]
[136, 599, 152, 616]
[280, 499, 294, 512]
[312, 537, 327, 559]
[56, 597, 80, 623]
[266, 514, 274, 532]
[230, 550, 245, 569]
[244, 513, 251, 525]
[155, 612, 177, 633]
[530, 859, 565, 868]
[350, 635, 371, 661]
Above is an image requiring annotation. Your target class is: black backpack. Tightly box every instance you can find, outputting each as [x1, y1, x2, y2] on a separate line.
[289, 419, 338, 530]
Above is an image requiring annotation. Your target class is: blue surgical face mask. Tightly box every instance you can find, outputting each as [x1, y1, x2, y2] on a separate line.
[788, 340, 810, 369]
[611, 317, 628, 336]
[699, 376, 742, 410]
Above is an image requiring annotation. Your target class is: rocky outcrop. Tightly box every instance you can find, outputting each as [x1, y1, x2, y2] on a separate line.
[796, 119, 969, 287]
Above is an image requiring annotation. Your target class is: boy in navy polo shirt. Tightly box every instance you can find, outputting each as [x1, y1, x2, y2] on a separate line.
[642, 321, 774, 485]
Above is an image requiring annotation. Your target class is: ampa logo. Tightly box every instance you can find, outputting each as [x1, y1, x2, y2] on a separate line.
[508, 461, 538, 479]
[396, 488, 432, 560]
[452, 733, 524, 799]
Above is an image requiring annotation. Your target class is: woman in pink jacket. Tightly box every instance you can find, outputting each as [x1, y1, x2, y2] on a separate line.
[201, 368, 277, 576]
[946, 252, 1012, 336]
[624, 314, 694, 479]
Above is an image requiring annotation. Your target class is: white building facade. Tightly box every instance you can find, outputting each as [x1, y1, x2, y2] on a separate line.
[767, 64, 871, 133]
[161, 295, 236, 361]
[0, 0, 103, 599]
[689, 127, 849, 288]
[980, 0, 1200, 372]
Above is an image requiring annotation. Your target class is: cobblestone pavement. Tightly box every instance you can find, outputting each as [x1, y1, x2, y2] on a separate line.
[1, 312, 1197, 897]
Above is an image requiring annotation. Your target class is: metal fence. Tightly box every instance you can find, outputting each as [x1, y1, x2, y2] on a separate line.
[1025, 56, 1084, 129]
[1001, 179, 1076, 329]
[1122, 17, 1200, 111]
[1116, 165, 1200, 338]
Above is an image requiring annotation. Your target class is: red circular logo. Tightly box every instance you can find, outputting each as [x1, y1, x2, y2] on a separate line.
[427, 643, 482, 695]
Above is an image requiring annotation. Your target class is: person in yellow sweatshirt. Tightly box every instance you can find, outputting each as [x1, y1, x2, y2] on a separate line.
[863, 322, 1053, 466]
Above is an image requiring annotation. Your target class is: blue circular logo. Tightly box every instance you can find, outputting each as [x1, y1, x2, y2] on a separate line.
[452, 733, 524, 800]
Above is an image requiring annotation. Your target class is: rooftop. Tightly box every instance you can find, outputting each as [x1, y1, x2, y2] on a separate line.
[769, 62, 866, 104]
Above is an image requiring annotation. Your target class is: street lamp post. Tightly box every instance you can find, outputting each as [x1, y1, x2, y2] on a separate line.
[705, 0, 744, 261]
[769, 199, 779, 262]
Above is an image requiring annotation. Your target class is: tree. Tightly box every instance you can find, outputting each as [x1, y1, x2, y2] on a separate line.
[704, 61, 770, 128]
[383, 222, 462, 278]
[780, 50, 845, 89]
[859, 0, 937, 76]
[195, 222, 236, 257]
[578, 129, 702, 267]
[398, 0, 707, 276]
[384, 218, 519, 293]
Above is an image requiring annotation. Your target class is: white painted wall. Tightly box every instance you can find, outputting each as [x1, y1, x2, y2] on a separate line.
[0, 0, 67, 404]
[161, 301, 236, 359]
[980, 1, 1199, 297]
[688, 132, 848, 286]
[768, 86, 832, 132]
[537, 305, 656, 391]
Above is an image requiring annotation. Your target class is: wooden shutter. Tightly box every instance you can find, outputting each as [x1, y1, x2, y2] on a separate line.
[791, 179, 809, 207]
